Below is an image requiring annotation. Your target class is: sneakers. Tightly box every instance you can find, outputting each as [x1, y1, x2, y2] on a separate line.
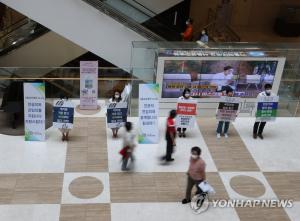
[217, 133, 221, 138]
[224, 133, 228, 138]
[182, 198, 191, 204]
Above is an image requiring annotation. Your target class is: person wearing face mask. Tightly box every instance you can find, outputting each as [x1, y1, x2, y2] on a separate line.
[162, 109, 177, 162]
[177, 88, 193, 137]
[198, 29, 209, 43]
[181, 18, 193, 41]
[253, 84, 274, 139]
[216, 88, 235, 138]
[210, 66, 235, 92]
[108, 90, 122, 138]
[182, 146, 206, 204]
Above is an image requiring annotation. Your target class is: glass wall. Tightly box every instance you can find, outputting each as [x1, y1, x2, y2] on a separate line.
[131, 41, 300, 117]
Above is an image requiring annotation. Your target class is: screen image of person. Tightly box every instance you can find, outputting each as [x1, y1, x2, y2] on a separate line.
[210, 66, 235, 92]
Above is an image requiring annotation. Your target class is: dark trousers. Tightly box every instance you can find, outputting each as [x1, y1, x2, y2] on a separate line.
[185, 175, 203, 201]
[122, 153, 134, 170]
[216, 121, 230, 134]
[165, 137, 174, 160]
[177, 128, 187, 133]
[253, 121, 266, 135]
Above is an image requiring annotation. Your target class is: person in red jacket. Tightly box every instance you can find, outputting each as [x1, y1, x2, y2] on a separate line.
[181, 18, 193, 41]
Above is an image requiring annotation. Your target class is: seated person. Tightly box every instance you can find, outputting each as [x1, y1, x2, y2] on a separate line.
[210, 66, 235, 92]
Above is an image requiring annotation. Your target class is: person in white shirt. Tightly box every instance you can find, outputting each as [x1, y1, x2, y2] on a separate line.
[210, 66, 234, 92]
[108, 90, 122, 138]
[121, 122, 136, 171]
[177, 88, 194, 137]
[253, 84, 275, 139]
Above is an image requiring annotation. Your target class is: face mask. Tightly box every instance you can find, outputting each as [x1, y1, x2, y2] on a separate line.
[186, 21, 189, 25]
[115, 95, 120, 99]
[191, 154, 198, 160]
[202, 31, 205, 35]
[265, 90, 271, 94]
[185, 93, 190, 98]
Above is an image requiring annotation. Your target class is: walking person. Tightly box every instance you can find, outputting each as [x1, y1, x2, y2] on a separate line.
[182, 146, 206, 204]
[177, 88, 194, 137]
[253, 84, 274, 139]
[108, 90, 122, 138]
[162, 109, 177, 162]
[216, 88, 235, 138]
[120, 122, 136, 171]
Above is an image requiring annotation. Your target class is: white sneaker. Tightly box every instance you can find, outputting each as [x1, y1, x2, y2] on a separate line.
[224, 133, 228, 138]
[217, 133, 221, 138]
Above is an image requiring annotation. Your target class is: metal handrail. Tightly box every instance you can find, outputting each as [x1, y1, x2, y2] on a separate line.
[82, 0, 165, 41]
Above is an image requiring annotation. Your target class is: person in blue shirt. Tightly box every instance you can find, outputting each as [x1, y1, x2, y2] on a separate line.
[198, 29, 208, 43]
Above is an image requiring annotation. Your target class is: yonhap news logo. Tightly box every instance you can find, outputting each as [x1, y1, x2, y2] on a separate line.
[190, 198, 294, 214]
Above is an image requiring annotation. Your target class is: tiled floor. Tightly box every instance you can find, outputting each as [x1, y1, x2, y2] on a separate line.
[0, 116, 299, 220]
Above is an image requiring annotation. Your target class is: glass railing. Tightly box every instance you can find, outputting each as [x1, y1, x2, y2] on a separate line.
[0, 66, 299, 117]
[82, 0, 182, 41]
[0, 18, 49, 56]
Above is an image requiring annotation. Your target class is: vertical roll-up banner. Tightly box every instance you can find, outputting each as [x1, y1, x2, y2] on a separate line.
[216, 96, 240, 122]
[256, 95, 279, 122]
[24, 82, 46, 141]
[80, 61, 98, 110]
[138, 84, 159, 144]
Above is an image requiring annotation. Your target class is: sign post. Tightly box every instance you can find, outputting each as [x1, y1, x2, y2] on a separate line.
[80, 61, 98, 110]
[176, 100, 197, 128]
[138, 84, 159, 144]
[53, 100, 75, 129]
[216, 96, 240, 122]
[256, 95, 279, 122]
[24, 82, 45, 141]
[107, 102, 128, 128]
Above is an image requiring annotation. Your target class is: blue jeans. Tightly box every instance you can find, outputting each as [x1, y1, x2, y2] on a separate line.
[216, 121, 230, 134]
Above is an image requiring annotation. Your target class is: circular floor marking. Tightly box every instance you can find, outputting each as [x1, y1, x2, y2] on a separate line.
[69, 176, 104, 199]
[230, 175, 266, 198]
[75, 105, 101, 115]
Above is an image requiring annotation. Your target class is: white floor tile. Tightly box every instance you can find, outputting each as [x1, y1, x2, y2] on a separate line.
[233, 118, 300, 172]
[284, 201, 300, 221]
[0, 127, 67, 173]
[111, 202, 240, 221]
[0, 205, 60, 221]
[61, 172, 110, 204]
[107, 117, 217, 173]
[219, 172, 278, 200]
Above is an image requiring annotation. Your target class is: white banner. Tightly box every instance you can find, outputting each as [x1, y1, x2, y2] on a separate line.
[138, 84, 159, 144]
[80, 61, 98, 110]
[53, 100, 75, 129]
[24, 82, 45, 141]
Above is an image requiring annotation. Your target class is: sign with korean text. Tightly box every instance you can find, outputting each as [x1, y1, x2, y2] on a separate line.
[24, 82, 45, 141]
[176, 100, 197, 128]
[216, 96, 240, 122]
[138, 84, 159, 144]
[80, 61, 98, 110]
[53, 100, 74, 129]
[256, 95, 279, 122]
[107, 102, 128, 128]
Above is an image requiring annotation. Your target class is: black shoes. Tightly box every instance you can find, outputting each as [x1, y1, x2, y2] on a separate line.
[258, 134, 264, 139]
[166, 158, 174, 162]
[253, 133, 264, 139]
[182, 199, 191, 204]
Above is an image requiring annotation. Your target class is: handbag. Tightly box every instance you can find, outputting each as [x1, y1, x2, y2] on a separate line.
[119, 146, 129, 157]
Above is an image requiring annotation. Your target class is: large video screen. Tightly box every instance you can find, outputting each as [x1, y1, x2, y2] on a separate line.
[160, 59, 281, 98]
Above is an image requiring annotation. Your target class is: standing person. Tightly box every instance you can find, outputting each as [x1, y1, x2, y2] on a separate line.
[121, 122, 136, 171]
[182, 146, 206, 204]
[108, 90, 122, 138]
[177, 88, 194, 137]
[162, 109, 177, 162]
[181, 18, 193, 41]
[210, 66, 235, 92]
[216, 88, 235, 138]
[253, 84, 274, 139]
[198, 29, 209, 43]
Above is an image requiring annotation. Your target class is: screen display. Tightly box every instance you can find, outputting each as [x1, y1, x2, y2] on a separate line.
[161, 59, 278, 98]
